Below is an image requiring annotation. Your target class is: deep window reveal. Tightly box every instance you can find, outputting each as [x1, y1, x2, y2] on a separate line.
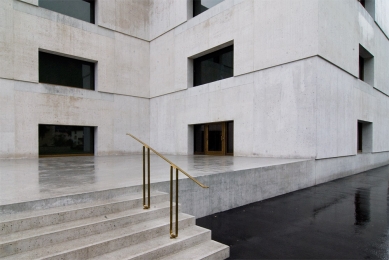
[39, 0, 95, 23]
[39, 52, 95, 90]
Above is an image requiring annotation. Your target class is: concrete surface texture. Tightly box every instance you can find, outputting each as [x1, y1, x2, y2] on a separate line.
[197, 165, 389, 259]
[0, 191, 230, 259]
[1, 153, 388, 219]
[0, 0, 388, 175]
[0, 155, 307, 206]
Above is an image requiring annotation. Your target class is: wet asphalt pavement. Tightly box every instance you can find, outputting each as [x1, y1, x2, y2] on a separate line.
[197, 165, 389, 259]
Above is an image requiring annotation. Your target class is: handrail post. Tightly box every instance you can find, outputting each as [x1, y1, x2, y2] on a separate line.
[142, 146, 146, 208]
[147, 147, 151, 208]
[127, 132, 209, 238]
[143, 146, 150, 209]
[170, 166, 179, 238]
[175, 168, 179, 237]
[170, 166, 174, 238]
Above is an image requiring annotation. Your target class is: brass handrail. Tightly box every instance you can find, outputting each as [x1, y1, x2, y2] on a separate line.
[126, 133, 209, 238]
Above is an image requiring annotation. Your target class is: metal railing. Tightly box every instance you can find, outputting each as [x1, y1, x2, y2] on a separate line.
[127, 133, 209, 238]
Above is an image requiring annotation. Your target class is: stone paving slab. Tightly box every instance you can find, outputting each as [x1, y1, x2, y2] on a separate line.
[0, 155, 307, 205]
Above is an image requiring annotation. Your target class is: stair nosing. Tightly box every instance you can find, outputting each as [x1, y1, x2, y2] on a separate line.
[0, 192, 168, 222]
[0, 201, 175, 244]
[1, 213, 195, 260]
[93, 225, 212, 260]
[157, 240, 230, 260]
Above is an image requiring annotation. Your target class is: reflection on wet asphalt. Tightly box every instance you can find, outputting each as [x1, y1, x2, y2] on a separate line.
[197, 165, 389, 259]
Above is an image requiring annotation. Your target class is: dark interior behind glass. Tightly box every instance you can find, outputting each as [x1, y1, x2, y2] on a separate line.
[194, 45, 233, 87]
[39, 0, 95, 23]
[193, 0, 224, 17]
[39, 125, 95, 156]
[39, 52, 95, 90]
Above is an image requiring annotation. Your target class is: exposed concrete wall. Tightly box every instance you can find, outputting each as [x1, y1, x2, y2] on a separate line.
[315, 56, 389, 158]
[318, 0, 358, 77]
[149, 0, 187, 40]
[375, 0, 389, 39]
[315, 152, 389, 185]
[151, 56, 389, 159]
[0, 80, 16, 158]
[150, 58, 317, 158]
[317, 0, 389, 96]
[152, 152, 389, 218]
[98, 0, 150, 41]
[0, 0, 14, 80]
[1, 0, 389, 160]
[3, 0, 150, 98]
[154, 159, 316, 218]
[150, 0, 319, 98]
[316, 57, 358, 159]
[0, 78, 150, 158]
[374, 24, 389, 95]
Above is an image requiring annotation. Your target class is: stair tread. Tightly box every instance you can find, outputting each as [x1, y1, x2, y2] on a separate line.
[91, 225, 210, 260]
[2, 213, 194, 260]
[158, 240, 229, 260]
[0, 191, 167, 222]
[0, 201, 172, 244]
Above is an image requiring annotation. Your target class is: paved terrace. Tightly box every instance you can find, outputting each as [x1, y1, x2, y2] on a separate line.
[0, 155, 308, 206]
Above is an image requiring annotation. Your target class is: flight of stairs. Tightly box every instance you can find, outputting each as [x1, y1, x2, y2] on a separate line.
[0, 191, 229, 259]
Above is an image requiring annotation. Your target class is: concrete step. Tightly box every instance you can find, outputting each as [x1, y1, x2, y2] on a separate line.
[92, 225, 211, 260]
[0, 186, 146, 215]
[158, 240, 230, 260]
[0, 191, 168, 235]
[1, 213, 195, 259]
[0, 201, 174, 257]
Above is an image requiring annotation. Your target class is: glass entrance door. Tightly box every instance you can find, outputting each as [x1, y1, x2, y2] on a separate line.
[205, 123, 225, 155]
[193, 121, 233, 156]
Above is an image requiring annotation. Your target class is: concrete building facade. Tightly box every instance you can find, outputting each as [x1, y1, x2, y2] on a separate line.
[1, 0, 389, 183]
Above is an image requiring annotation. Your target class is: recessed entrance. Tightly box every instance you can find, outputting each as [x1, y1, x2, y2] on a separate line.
[194, 121, 233, 155]
[39, 124, 95, 157]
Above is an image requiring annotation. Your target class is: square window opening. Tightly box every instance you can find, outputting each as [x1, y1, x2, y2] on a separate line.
[39, 124, 95, 157]
[357, 120, 372, 154]
[39, 51, 96, 90]
[39, 0, 95, 24]
[192, 45, 233, 87]
[359, 45, 374, 86]
[193, 0, 225, 17]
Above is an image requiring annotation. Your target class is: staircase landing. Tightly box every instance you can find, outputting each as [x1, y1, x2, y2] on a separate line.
[0, 155, 307, 206]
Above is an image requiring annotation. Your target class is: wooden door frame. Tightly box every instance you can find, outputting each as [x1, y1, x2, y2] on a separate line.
[204, 122, 226, 155]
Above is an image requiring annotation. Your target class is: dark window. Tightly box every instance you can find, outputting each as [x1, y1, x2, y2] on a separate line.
[357, 122, 363, 153]
[193, 45, 233, 87]
[359, 45, 374, 86]
[226, 121, 233, 154]
[193, 121, 233, 155]
[357, 120, 373, 154]
[193, 0, 224, 17]
[359, 56, 365, 81]
[39, 125, 95, 156]
[359, 0, 366, 8]
[208, 123, 223, 152]
[194, 124, 205, 154]
[39, 52, 95, 90]
[39, 0, 95, 23]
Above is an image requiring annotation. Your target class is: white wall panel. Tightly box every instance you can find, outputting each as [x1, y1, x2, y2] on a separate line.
[149, 0, 187, 40]
[376, 0, 389, 39]
[0, 79, 15, 158]
[318, 0, 358, 77]
[0, 0, 14, 80]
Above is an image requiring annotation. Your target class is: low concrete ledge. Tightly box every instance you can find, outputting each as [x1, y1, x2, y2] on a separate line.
[153, 160, 315, 218]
